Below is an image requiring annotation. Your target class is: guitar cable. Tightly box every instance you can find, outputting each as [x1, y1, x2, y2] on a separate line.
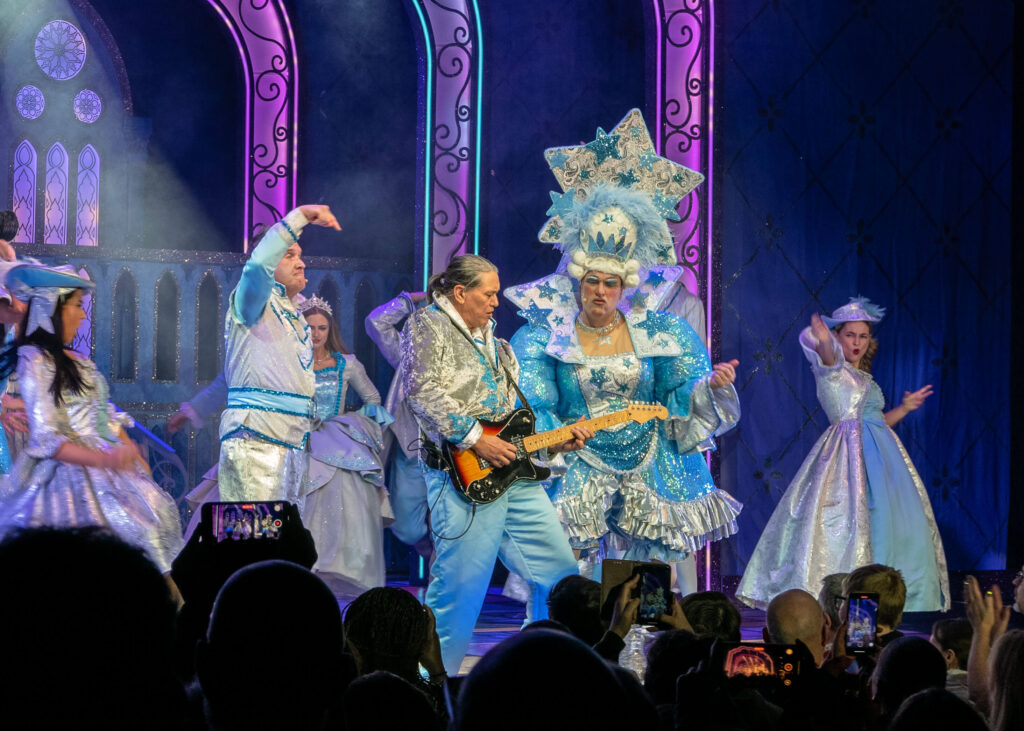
[410, 437, 478, 541]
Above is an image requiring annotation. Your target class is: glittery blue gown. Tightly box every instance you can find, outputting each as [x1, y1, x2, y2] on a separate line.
[735, 328, 949, 612]
[507, 271, 742, 562]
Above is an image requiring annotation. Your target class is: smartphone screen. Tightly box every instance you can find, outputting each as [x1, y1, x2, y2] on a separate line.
[636, 564, 672, 624]
[719, 642, 802, 687]
[600, 559, 672, 625]
[205, 501, 286, 543]
[845, 592, 880, 654]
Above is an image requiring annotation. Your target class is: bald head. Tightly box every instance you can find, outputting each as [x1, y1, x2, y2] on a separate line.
[765, 589, 827, 666]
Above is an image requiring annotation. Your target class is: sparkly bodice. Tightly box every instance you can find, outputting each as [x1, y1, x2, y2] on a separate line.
[314, 355, 346, 421]
[815, 367, 885, 425]
[559, 353, 659, 472]
[800, 327, 886, 425]
[17, 347, 126, 459]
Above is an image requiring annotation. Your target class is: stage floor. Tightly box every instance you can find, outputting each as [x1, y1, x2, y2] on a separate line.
[347, 580, 958, 676]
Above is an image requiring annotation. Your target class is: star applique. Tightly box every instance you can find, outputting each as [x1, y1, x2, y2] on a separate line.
[635, 312, 662, 339]
[546, 189, 577, 217]
[546, 223, 560, 239]
[521, 301, 553, 329]
[617, 168, 638, 188]
[588, 367, 610, 389]
[638, 148, 658, 170]
[645, 269, 667, 287]
[552, 315, 565, 326]
[652, 190, 683, 222]
[585, 127, 622, 166]
[631, 290, 650, 311]
[579, 169, 591, 180]
[547, 149, 569, 169]
[551, 333, 572, 350]
[534, 280, 559, 300]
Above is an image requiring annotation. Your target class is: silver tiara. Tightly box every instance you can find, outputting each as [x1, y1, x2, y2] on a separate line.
[298, 293, 333, 317]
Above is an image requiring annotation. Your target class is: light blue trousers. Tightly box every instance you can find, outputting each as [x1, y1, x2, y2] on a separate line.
[388, 449, 429, 545]
[423, 466, 577, 674]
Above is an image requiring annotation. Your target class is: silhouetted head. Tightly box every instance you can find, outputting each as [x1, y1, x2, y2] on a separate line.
[343, 586, 429, 680]
[872, 636, 947, 717]
[546, 574, 605, 645]
[454, 629, 635, 730]
[644, 630, 711, 705]
[340, 671, 442, 731]
[197, 560, 350, 730]
[0, 526, 182, 730]
[679, 591, 742, 642]
[888, 688, 988, 731]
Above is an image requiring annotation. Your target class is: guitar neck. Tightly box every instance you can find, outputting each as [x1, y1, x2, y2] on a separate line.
[522, 410, 632, 453]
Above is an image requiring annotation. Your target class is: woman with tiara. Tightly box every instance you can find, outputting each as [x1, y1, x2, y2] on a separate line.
[300, 295, 393, 595]
[0, 263, 183, 578]
[506, 110, 743, 592]
[736, 299, 948, 611]
[181, 295, 393, 595]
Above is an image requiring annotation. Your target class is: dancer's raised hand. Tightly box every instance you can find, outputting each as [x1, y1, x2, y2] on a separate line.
[901, 385, 933, 412]
[298, 204, 342, 231]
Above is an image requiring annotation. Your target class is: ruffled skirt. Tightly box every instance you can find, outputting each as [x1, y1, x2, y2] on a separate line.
[0, 452, 184, 573]
[553, 436, 741, 561]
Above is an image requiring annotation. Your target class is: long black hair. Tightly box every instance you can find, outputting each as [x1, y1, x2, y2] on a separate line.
[14, 291, 88, 405]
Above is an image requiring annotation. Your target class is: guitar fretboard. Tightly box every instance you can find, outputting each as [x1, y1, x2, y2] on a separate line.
[522, 410, 633, 453]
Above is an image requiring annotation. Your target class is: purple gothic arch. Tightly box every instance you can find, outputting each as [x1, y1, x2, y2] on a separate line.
[206, 0, 298, 251]
[408, 0, 482, 284]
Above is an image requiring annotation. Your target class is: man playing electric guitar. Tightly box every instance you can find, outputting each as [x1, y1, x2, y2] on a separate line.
[400, 254, 593, 675]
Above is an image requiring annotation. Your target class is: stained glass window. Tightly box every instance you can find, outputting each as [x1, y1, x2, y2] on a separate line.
[12, 140, 37, 243]
[43, 142, 69, 245]
[76, 144, 100, 246]
[35, 20, 86, 80]
[15, 85, 45, 119]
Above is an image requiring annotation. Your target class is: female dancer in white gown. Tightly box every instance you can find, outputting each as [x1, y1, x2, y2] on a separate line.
[736, 298, 948, 612]
[0, 265, 182, 575]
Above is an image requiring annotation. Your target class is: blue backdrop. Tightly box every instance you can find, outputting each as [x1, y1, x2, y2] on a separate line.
[716, 0, 1013, 574]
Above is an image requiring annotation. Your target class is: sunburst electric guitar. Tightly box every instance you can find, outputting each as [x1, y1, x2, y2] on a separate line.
[441, 402, 668, 504]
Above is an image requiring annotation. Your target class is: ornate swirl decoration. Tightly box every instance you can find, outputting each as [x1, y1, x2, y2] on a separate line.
[654, 0, 709, 292]
[206, 0, 297, 249]
[420, 0, 479, 269]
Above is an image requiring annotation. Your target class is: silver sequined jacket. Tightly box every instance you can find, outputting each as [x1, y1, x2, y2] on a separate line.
[400, 294, 518, 450]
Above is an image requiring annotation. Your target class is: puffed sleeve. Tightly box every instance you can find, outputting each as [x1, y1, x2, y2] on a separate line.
[18, 347, 71, 459]
[510, 324, 564, 434]
[400, 309, 481, 448]
[344, 355, 394, 427]
[365, 293, 415, 368]
[798, 326, 845, 372]
[653, 313, 740, 454]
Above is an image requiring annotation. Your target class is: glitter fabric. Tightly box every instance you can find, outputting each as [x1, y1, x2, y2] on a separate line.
[305, 353, 392, 594]
[400, 295, 518, 450]
[508, 274, 742, 561]
[219, 210, 314, 504]
[0, 346, 183, 572]
[365, 292, 424, 459]
[736, 328, 950, 612]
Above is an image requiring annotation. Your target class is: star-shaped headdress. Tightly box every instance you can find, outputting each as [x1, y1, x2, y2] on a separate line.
[538, 109, 704, 287]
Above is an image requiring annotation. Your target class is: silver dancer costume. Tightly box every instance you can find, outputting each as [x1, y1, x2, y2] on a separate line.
[218, 209, 314, 505]
[365, 292, 430, 545]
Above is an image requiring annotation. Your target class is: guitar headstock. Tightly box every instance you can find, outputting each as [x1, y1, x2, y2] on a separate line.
[625, 402, 669, 422]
